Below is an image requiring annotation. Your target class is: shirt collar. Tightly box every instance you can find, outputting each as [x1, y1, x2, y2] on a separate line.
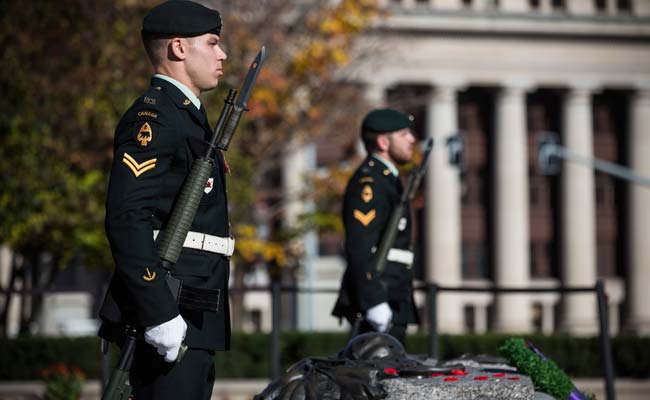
[371, 153, 399, 177]
[153, 74, 201, 110]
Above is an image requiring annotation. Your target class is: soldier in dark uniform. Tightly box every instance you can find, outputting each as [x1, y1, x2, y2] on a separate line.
[98, 1, 232, 398]
[332, 108, 419, 345]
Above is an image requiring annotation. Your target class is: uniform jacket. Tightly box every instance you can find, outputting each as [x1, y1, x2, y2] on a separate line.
[99, 77, 231, 351]
[332, 155, 417, 325]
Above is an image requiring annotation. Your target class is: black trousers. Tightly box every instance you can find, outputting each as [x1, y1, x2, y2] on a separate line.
[130, 343, 216, 400]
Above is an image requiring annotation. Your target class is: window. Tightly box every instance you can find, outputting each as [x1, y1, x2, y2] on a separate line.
[532, 303, 544, 332]
[618, 0, 631, 12]
[464, 305, 476, 332]
[551, 0, 565, 9]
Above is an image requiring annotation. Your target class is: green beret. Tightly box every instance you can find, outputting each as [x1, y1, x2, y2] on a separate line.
[142, 0, 222, 37]
[361, 108, 414, 133]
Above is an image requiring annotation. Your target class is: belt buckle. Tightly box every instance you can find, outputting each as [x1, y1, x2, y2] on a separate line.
[199, 233, 207, 251]
[228, 235, 236, 257]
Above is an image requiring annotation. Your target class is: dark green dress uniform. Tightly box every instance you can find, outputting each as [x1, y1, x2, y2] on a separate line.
[99, 76, 231, 398]
[98, 2, 228, 399]
[332, 155, 419, 343]
[99, 75, 231, 346]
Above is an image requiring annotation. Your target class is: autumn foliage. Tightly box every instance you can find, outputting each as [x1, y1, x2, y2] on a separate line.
[1, 0, 380, 332]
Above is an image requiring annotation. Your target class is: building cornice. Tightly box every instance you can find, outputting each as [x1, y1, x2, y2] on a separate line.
[375, 8, 650, 40]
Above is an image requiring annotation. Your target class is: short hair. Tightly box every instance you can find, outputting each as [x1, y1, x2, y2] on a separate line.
[360, 129, 384, 153]
[141, 32, 171, 66]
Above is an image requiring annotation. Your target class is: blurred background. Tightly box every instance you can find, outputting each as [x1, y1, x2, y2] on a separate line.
[1, 0, 649, 398]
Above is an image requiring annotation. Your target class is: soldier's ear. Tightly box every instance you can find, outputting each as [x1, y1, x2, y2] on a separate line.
[169, 37, 187, 61]
[376, 134, 390, 152]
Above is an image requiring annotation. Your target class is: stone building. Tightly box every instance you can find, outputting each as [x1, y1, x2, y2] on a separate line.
[284, 0, 650, 335]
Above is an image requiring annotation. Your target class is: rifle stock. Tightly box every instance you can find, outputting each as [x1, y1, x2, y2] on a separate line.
[101, 329, 136, 400]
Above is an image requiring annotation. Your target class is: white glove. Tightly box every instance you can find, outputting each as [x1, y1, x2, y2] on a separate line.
[365, 302, 392, 332]
[144, 314, 187, 362]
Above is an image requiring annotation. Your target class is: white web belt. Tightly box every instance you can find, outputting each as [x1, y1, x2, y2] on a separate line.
[386, 248, 414, 265]
[153, 230, 235, 257]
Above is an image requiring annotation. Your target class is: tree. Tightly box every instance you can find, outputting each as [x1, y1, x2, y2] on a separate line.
[0, 0, 156, 336]
[0, 0, 381, 335]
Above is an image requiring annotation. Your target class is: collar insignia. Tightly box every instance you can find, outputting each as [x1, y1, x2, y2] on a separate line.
[183, 99, 191, 106]
[383, 169, 390, 176]
[136, 122, 153, 147]
[361, 185, 373, 203]
[122, 153, 157, 177]
[353, 209, 376, 227]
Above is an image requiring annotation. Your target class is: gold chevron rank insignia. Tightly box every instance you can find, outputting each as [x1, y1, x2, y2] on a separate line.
[353, 209, 376, 227]
[122, 152, 157, 177]
[142, 267, 156, 281]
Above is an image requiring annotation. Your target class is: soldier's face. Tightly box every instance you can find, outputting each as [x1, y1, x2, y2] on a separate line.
[387, 129, 415, 165]
[184, 33, 227, 93]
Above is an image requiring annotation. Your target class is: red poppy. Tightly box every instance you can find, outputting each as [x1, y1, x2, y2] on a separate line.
[444, 377, 459, 381]
[383, 368, 398, 376]
[474, 375, 489, 380]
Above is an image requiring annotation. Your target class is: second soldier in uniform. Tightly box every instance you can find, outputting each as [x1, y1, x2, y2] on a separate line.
[332, 108, 420, 345]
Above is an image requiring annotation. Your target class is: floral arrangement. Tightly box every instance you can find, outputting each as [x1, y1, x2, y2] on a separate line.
[40, 363, 85, 400]
[499, 337, 593, 400]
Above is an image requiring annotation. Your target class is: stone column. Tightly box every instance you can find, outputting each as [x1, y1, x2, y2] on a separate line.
[402, 0, 416, 9]
[500, 0, 530, 13]
[365, 83, 387, 107]
[434, 0, 462, 11]
[560, 85, 598, 335]
[606, 0, 617, 15]
[475, 305, 488, 334]
[539, 0, 553, 14]
[542, 303, 555, 335]
[494, 83, 532, 333]
[425, 83, 465, 333]
[634, 0, 650, 16]
[627, 88, 650, 335]
[283, 141, 318, 330]
[567, 0, 596, 15]
[360, 83, 387, 156]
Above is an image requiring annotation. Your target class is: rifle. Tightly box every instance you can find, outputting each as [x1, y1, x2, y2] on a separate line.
[350, 137, 434, 337]
[375, 137, 433, 275]
[101, 46, 266, 400]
